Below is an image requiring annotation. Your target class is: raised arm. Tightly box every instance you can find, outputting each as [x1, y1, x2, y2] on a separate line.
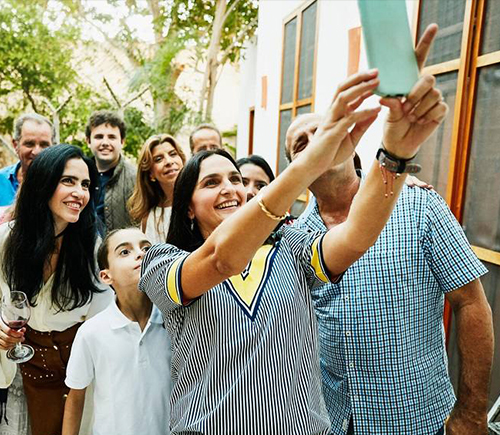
[321, 72, 447, 274]
[320, 23, 447, 275]
[180, 71, 382, 300]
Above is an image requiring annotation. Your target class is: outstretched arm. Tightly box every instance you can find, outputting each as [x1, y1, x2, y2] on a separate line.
[179, 71, 381, 300]
[320, 25, 447, 275]
[445, 279, 493, 435]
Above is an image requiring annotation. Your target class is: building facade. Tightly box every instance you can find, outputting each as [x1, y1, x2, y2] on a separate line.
[237, 0, 499, 410]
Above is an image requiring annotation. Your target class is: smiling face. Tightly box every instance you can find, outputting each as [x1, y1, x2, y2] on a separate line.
[150, 141, 184, 189]
[87, 123, 123, 171]
[99, 228, 152, 291]
[188, 154, 246, 239]
[239, 163, 271, 201]
[14, 120, 53, 175]
[48, 158, 91, 235]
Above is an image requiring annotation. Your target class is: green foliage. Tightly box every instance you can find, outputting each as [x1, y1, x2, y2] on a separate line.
[171, 0, 259, 62]
[129, 36, 190, 134]
[0, 0, 78, 111]
[0, 0, 259, 159]
[0, 0, 158, 159]
[59, 85, 112, 153]
[122, 107, 155, 158]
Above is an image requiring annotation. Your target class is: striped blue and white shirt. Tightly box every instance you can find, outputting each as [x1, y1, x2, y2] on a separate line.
[294, 186, 487, 435]
[140, 226, 334, 434]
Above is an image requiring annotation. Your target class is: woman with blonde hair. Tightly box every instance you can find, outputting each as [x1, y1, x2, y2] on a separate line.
[128, 134, 186, 244]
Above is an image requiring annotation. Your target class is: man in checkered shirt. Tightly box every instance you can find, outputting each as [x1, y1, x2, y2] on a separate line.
[287, 26, 494, 435]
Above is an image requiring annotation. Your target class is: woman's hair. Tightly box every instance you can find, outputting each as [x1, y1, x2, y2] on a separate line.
[236, 155, 275, 183]
[128, 134, 186, 224]
[3, 144, 102, 311]
[167, 149, 239, 252]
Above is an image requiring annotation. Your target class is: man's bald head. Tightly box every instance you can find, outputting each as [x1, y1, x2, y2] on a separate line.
[285, 113, 323, 162]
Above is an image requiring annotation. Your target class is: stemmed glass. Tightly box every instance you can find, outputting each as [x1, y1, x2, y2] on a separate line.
[1, 291, 35, 363]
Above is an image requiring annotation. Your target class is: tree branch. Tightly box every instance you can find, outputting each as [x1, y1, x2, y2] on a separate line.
[222, 0, 243, 25]
[43, 97, 56, 113]
[22, 87, 39, 113]
[73, 4, 142, 68]
[219, 18, 257, 65]
[56, 94, 73, 113]
[123, 86, 150, 108]
[103, 77, 122, 108]
[146, 0, 165, 45]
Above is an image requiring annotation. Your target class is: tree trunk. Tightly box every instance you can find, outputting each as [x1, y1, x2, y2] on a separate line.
[205, 60, 218, 121]
[198, 0, 226, 120]
[147, 0, 164, 45]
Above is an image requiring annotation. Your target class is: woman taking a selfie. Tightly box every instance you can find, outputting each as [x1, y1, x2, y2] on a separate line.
[0, 144, 112, 435]
[128, 134, 186, 244]
[140, 69, 447, 433]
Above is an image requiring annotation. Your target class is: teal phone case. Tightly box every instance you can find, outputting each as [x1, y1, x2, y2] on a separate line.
[358, 0, 420, 97]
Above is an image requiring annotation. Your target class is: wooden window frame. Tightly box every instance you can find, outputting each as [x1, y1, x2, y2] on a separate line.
[414, 0, 500, 337]
[248, 106, 255, 155]
[276, 0, 319, 176]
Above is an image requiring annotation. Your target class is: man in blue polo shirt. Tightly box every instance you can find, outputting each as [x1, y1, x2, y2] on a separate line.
[0, 113, 54, 206]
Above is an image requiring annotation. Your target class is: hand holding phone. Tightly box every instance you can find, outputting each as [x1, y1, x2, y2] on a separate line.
[358, 0, 420, 97]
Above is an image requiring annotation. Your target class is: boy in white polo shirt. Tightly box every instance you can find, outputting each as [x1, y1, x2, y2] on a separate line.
[62, 228, 171, 435]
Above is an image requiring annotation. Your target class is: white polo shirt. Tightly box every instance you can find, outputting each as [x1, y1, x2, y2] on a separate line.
[65, 299, 172, 435]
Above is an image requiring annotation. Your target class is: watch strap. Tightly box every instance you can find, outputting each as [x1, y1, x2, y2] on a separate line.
[376, 148, 421, 174]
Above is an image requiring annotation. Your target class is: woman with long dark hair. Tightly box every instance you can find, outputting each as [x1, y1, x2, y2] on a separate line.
[128, 134, 186, 244]
[0, 144, 112, 435]
[139, 70, 447, 434]
[236, 155, 275, 201]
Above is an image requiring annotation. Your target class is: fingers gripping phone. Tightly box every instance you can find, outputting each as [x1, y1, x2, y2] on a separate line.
[358, 0, 420, 97]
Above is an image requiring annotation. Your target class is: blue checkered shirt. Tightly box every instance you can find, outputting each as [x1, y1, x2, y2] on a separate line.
[294, 185, 487, 435]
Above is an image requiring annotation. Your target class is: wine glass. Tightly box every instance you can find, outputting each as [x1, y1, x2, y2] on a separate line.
[1, 291, 35, 364]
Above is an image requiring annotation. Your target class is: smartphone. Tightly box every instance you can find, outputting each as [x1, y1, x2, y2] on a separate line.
[358, 0, 420, 97]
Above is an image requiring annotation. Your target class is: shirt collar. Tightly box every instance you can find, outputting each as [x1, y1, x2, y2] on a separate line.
[7, 162, 21, 183]
[108, 298, 132, 329]
[149, 306, 164, 324]
[297, 196, 326, 231]
[108, 297, 163, 329]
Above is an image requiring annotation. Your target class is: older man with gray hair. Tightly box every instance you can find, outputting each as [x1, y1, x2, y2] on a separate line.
[0, 113, 55, 206]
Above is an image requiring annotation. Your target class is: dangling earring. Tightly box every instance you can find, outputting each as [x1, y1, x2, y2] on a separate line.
[150, 177, 156, 182]
[190, 219, 194, 231]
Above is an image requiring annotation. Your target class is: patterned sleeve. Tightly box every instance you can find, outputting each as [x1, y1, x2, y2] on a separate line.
[139, 243, 191, 317]
[280, 226, 339, 289]
[421, 190, 488, 293]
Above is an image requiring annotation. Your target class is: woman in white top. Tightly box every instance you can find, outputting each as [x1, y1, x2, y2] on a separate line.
[0, 144, 112, 435]
[128, 134, 186, 244]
